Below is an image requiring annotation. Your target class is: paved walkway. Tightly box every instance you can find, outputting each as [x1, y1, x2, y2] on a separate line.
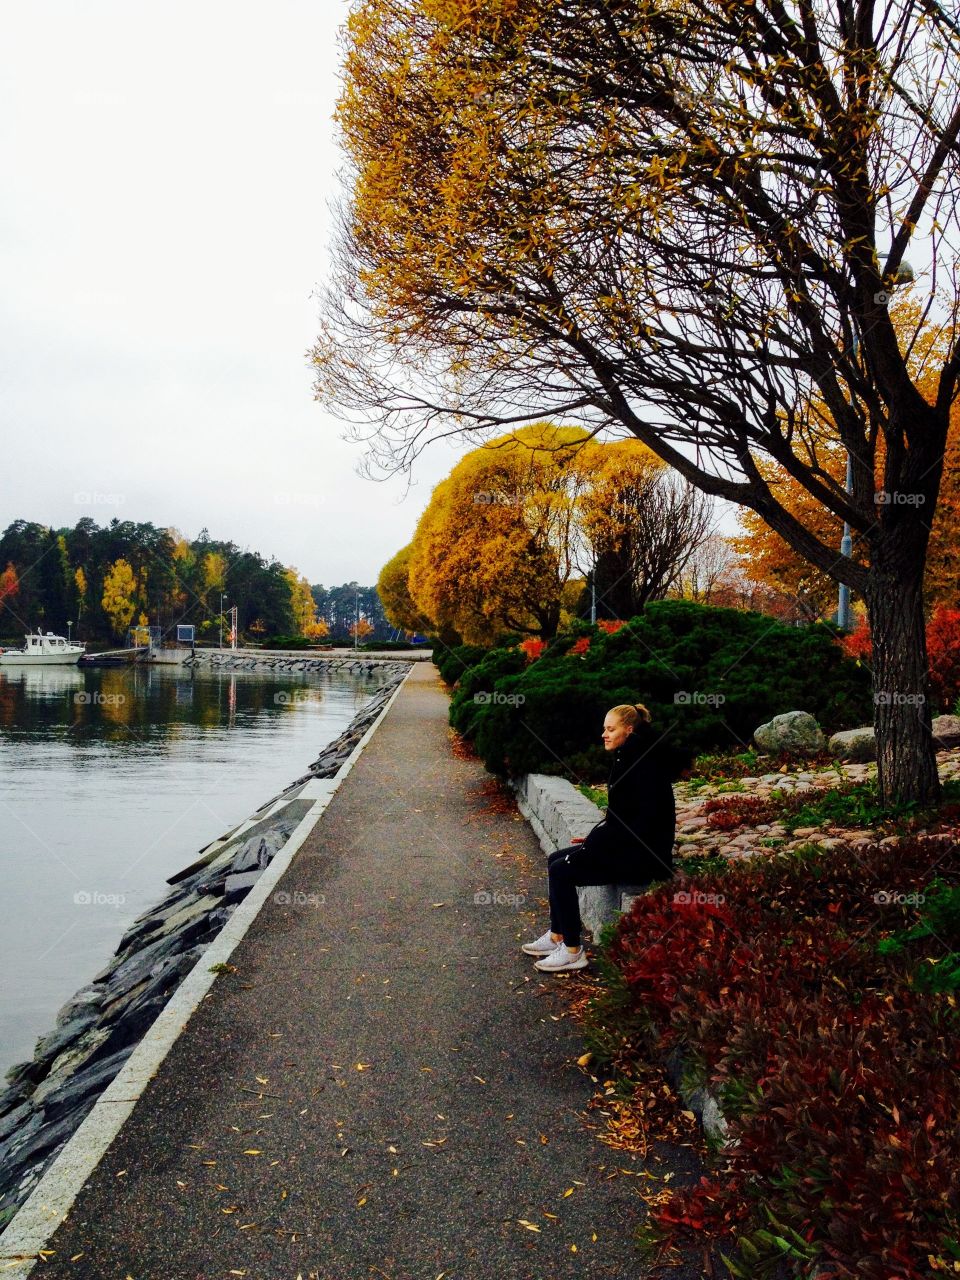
[31, 664, 709, 1279]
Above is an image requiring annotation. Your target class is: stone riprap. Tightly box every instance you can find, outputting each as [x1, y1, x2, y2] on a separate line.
[182, 651, 413, 679]
[0, 667, 408, 1230]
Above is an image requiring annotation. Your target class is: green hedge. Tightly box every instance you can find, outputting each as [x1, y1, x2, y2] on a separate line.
[433, 643, 491, 686]
[449, 600, 873, 778]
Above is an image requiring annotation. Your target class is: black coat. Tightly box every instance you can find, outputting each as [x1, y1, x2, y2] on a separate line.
[582, 723, 676, 879]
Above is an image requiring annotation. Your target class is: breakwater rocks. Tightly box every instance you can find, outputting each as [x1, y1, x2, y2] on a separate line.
[182, 650, 412, 679]
[0, 668, 409, 1230]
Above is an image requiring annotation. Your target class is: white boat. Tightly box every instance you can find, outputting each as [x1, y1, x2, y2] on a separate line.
[0, 630, 86, 665]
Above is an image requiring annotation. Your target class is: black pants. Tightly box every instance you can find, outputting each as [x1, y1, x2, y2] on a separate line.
[547, 844, 656, 948]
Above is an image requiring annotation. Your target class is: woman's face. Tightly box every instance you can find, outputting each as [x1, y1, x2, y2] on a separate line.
[602, 712, 632, 751]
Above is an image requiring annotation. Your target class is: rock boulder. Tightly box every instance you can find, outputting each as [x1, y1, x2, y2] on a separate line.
[754, 711, 825, 756]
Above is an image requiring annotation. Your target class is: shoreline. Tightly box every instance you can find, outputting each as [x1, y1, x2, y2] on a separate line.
[0, 660, 413, 1237]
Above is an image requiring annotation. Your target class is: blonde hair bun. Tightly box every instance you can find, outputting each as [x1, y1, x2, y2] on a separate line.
[609, 702, 651, 727]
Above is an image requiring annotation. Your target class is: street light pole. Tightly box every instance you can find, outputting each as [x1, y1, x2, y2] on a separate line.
[219, 592, 224, 649]
[838, 449, 855, 631]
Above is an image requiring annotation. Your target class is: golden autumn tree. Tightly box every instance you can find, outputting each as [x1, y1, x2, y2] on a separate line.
[73, 566, 87, 628]
[101, 559, 138, 640]
[201, 551, 227, 602]
[349, 617, 375, 643]
[168, 531, 195, 615]
[316, 0, 960, 805]
[377, 545, 434, 636]
[407, 422, 593, 643]
[284, 568, 319, 635]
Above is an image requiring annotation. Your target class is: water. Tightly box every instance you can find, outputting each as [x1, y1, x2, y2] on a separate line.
[0, 661, 388, 1074]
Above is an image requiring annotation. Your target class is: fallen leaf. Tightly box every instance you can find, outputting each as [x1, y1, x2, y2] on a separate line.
[242, 1150, 262, 1156]
[517, 1220, 541, 1232]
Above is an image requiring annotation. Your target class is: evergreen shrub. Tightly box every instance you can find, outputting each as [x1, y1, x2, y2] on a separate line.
[449, 600, 873, 778]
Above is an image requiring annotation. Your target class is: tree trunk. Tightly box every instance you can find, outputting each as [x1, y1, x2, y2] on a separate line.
[865, 564, 940, 808]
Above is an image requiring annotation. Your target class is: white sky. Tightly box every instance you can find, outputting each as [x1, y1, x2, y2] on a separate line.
[0, 0, 468, 586]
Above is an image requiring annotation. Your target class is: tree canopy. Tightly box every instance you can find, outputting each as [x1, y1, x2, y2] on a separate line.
[316, 0, 960, 802]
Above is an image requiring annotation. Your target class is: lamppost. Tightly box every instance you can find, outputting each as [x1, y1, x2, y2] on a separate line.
[837, 260, 914, 631]
[354, 587, 360, 649]
[219, 593, 227, 648]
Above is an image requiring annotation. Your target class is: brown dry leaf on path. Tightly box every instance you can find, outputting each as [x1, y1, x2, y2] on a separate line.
[448, 730, 479, 760]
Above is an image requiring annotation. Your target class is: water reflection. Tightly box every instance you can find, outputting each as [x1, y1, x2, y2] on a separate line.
[0, 663, 386, 1071]
[0, 663, 377, 753]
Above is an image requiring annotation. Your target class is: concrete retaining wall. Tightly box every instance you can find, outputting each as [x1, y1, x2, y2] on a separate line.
[510, 773, 653, 940]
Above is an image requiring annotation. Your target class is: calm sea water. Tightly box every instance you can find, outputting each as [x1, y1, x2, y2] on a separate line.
[0, 661, 388, 1073]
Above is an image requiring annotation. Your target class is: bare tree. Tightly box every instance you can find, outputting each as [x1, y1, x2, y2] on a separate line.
[581, 465, 717, 617]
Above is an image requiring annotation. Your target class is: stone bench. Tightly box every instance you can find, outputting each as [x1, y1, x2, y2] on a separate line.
[511, 773, 652, 940]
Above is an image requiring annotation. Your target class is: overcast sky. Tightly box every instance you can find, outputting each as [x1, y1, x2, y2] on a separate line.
[0, 0, 473, 587]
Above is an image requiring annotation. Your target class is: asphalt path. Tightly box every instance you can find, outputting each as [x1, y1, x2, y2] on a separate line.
[32, 663, 712, 1280]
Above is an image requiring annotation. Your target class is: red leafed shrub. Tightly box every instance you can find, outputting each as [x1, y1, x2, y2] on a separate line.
[596, 618, 627, 633]
[656, 990, 960, 1279]
[600, 838, 960, 1276]
[606, 882, 746, 1027]
[927, 606, 960, 710]
[839, 606, 960, 710]
[517, 637, 545, 661]
[567, 636, 591, 657]
[702, 794, 779, 830]
[841, 615, 872, 662]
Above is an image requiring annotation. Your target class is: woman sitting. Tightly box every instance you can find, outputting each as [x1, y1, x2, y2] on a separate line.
[522, 702, 676, 973]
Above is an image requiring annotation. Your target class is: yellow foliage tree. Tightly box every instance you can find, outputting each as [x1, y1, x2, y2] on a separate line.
[168, 530, 194, 613]
[377, 545, 433, 635]
[73, 565, 87, 626]
[284, 568, 318, 635]
[101, 559, 138, 640]
[202, 551, 227, 598]
[407, 422, 593, 643]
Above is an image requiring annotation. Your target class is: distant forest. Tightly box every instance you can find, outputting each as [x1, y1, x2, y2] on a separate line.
[0, 518, 399, 647]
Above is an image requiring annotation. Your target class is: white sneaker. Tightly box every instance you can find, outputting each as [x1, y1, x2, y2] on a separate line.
[521, 929, 562, 956]
[534, 944, 588, 973]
